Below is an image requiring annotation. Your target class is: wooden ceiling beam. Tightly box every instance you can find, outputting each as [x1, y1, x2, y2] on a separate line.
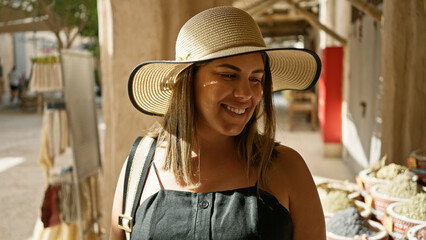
[0, 5, 35, 22]
[346, 0, 382, 24]
[284, 0, 347, 44]
[258, 19, 310, 37]
[256, 14, 306, 23]
[233, 0, 263, 10]
[259, 26, 308, 37]
[0, 20, 50, 33]
[246, 0, 280, 18]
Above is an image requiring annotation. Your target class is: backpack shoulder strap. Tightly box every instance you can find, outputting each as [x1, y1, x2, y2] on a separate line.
[118, 136, 157, 239]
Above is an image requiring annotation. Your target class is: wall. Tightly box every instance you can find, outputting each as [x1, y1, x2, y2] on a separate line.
[339, 0, 426, 172]
[381, 0, 426, 165]
[319, 0, 350, 49]
[319, 0, 385, 172]
[342, 8, 382, 172]
[97, 0, 232, 236]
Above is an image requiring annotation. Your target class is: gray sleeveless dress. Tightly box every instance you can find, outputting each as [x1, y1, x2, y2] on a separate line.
[129, 162, 293, 239]
[122, 137, 293, 239]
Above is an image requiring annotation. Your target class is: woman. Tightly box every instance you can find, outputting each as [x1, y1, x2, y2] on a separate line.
[111, 6, 325, 240]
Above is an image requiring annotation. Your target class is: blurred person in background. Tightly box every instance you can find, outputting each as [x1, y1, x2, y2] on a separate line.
[8, 66, 23, 104]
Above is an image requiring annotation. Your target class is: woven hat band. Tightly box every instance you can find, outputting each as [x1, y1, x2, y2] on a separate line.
[175, 6, 266, 61]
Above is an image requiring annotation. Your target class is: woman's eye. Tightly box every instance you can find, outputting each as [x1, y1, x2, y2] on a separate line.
[250, 77, 262, 83]
[220, 74, 236, 80]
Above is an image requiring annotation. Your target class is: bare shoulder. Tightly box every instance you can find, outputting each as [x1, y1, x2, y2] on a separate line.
[267, 144, 312, 189]
[266, 144, 326, 240]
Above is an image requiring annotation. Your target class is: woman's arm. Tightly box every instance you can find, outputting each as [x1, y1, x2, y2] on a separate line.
[267, 145, 326, 240]
[109, 159, 127, 240]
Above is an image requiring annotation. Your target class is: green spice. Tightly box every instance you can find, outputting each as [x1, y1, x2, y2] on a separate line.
[377, 173, 422, 198]
[321, 190, 355, 213]
[394, 193, 426, 221]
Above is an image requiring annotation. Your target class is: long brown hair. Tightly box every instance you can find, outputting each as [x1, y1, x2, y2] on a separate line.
[154, 53, 276, 187]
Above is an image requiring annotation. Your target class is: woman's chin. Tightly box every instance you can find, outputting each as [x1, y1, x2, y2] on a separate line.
[222, 127, 245, 137]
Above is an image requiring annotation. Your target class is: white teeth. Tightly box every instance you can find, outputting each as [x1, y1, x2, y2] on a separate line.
[226, 105, 246, 114]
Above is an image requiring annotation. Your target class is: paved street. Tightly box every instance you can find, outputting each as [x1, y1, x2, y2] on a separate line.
[0, 105, 51, 240]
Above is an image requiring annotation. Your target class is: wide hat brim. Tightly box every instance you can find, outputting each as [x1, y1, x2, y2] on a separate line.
[129, 47, 321, 116]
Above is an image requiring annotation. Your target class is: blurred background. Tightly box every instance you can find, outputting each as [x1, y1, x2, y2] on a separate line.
[0, 0, 425, 239]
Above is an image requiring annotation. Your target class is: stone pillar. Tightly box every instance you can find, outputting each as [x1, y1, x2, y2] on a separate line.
[381, 0, 426, 165]
[97, 0, 232, 236]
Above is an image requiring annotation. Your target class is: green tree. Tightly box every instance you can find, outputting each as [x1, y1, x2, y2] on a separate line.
[1, 0, 98, 49]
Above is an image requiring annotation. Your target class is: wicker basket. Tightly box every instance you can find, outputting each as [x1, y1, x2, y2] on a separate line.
[384, 203, 426, 240]
[369, 185, 409, 222]
[405, 223, 426, 240]
[326, 220, 388, 240]
[357, 169, 389, 192]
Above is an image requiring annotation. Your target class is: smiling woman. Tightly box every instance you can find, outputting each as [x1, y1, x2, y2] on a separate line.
[111, 6, 324, 240]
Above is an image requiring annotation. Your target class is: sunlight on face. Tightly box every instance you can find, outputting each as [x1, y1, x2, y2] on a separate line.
[202, 80, 219, 87]
[194, 53, 265, 138]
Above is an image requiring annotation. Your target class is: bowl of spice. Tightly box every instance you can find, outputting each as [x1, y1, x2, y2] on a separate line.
[326, 207, 388, 240]
[369, 173, 423, 222]
[357, 160, 408, 193]
[407, 150, 426, 186]
[317, 181, 363, 201]
[321, 190, 371, 219]
[405, 223, 426, 240]
[407, 150, 426, 170]
[384, 193, 426, 240]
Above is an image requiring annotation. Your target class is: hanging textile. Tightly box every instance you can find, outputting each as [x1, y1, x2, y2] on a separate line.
[58, 169, 77, 224]
[36, 171, 78, 239]
[59, 110, 70, 153]
[30, 56, 63, 92]
[32, 171, 102, 240]
[31, 218, 80, 240]
[80, 172, 102, 238]
[39, 106, 70, 179]
[40, 185, 61, 228]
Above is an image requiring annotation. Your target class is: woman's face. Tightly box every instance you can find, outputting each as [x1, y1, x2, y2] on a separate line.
[194, 53, 264, 137]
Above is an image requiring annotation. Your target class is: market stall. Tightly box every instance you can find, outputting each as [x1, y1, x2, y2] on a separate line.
[32, 50, 102, 240]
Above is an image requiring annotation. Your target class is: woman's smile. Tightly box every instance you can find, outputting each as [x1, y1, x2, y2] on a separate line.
[224, 104, 247, 115]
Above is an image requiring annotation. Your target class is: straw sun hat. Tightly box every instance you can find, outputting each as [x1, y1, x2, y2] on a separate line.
[129, 6, 321, 116]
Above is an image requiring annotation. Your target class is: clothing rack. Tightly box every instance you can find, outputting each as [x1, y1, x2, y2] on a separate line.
[35, 50, 102, 240]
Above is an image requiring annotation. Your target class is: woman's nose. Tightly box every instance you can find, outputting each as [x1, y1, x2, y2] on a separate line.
[233, 79, 252, 100]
